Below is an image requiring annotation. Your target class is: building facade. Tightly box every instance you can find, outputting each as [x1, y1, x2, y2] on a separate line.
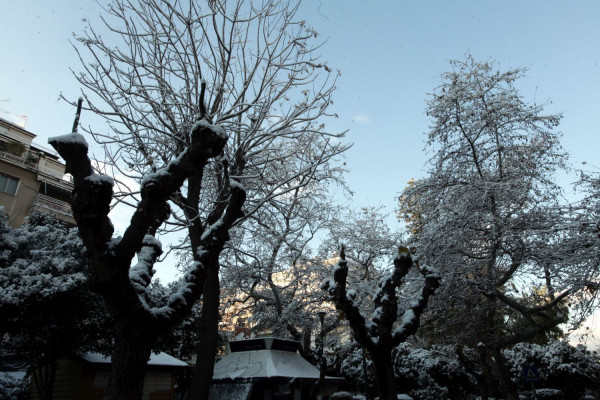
[0, 117, 74, 226]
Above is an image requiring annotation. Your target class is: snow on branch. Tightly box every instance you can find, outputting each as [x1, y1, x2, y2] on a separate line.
[119, 119, 228, 261]
[392, 259, 441, 344]
[49, 104, 237, 329]
[49, 127, 113, 250]
[322, 246, 375, 349]
[152, 182, 246, 323]
[129, 235, 163, 293]
[323, 245, 441, 352]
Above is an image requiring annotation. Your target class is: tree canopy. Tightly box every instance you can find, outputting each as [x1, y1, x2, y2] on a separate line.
[399, 55, 599, 399]
[0, 212, 111, 400]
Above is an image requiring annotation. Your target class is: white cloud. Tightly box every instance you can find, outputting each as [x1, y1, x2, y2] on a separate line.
[352, 114, 371, 125]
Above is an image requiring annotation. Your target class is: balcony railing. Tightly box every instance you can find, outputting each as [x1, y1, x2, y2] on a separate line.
[0, 151, 72, 183]
[33, 194, 74, 217]
[0, 150, 38, 169]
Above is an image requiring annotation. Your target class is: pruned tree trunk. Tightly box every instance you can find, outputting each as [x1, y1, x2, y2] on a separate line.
[105, 325, 154, 400]
[32, 358, 57, 400]
[51, 0, 350, 397]
[372, 352, 397, 400]
[49, 111, 241, 400]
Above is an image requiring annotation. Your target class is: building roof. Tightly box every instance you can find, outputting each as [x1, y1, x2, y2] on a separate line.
[0, 117, 36, 140]
[213, 349, 320, 381]
[30, 142, 60, 158]
[83, 352, 188, 367]
[0, 117, 61, 159]
[213, 338, 320, 381]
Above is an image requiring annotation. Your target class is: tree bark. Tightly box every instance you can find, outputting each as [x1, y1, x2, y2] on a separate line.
[480, 348, 500, 399]
[32, 358, 56, 400]
[456, 346, 488, 400]
[492, 346, 519, 400]
[188, 264, 221, 400]
[104, 324, 154, 400]
[372, 351, 397, 400]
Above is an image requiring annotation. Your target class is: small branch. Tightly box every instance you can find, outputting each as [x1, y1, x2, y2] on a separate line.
[199, 80, 207, 120]
[72, 97, 84, 133]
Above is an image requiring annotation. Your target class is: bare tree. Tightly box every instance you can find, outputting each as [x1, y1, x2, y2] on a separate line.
[219, 176, 341, 355]
[322, 247, 441, 400]
[54, 1, 348, 399]
[320, 206, 401, 280]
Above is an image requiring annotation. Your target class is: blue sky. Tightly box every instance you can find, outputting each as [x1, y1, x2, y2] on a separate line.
[297, 0, 600, 207]
[1, 0, 599, 347]
[2, 0, 599, 212]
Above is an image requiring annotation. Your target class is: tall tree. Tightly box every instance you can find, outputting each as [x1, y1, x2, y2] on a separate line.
[57, 1, 347, 399]
[399, 56, 597, 399]
[567, 169, 600, 321]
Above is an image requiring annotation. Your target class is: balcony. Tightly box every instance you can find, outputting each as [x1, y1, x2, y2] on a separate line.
[32, 194, 76, 225]
[0, 150, 73, 186]
[0, 150, 38, 170]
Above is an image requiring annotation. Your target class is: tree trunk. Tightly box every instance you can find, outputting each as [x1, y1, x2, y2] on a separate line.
[371, 351, 397, 400]
[309, 333, 326, 400]
[188, 265, 220, 400]
[104, 325, 154, 400]
[492, 346, 519, 400]
[475, 373, 490, 400]
[480, 348, 500, 399]
[32, 358, 56, 400]
[362, 348, 372, 400]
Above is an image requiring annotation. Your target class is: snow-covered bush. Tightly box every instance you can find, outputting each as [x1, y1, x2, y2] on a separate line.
[533, 388, 565, 400]
[0, 212, 111, 399]
[393, 343, 474, 400]
[504, 341, 600, 399]
[330, 391, 366, 400]
[0, 372, 27, 400]
[337, 341, 376, 395]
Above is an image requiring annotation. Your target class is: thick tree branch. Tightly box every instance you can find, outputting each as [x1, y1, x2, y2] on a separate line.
[392, 262, 441, 345]
[321, 246, 375, 351]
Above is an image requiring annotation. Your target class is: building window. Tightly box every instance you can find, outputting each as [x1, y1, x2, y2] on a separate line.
[0, 175, 19, 195]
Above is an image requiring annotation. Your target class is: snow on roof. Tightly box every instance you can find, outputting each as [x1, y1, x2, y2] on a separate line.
[30, 142, 60, 158]
[212, 349, 320, 381]
[83, 352, 188, 367]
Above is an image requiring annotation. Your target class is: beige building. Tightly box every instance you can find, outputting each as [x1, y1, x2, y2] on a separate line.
[0, 117, 74, 226]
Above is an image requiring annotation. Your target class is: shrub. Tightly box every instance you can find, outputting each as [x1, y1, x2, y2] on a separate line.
[393, 343, 474, 400]
[0, 372, 27, 400]
[504, 341, 600, 399]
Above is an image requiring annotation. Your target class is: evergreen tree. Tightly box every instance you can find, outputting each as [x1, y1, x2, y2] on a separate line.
[0, 212, 110, 400]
